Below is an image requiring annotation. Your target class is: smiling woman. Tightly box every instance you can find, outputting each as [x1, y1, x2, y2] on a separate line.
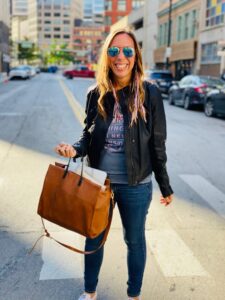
[55, 28, 173, 300]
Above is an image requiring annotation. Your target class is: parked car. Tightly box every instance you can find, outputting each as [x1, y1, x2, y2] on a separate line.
[9, 65, 30, 80]
[144, 69, 174, 95]
[63, 65, 95, 79]
[168, 75, 225, 110]
[204, 78, 225, 117]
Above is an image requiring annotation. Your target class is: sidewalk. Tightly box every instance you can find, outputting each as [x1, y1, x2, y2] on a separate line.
[0, 72, 9, 83]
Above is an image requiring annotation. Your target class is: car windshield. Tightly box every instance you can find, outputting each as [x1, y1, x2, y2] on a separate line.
[200, 77, 225, 87]
[150, 72, 173, 80]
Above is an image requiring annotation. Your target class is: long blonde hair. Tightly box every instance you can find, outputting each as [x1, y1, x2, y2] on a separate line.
[96, 28, 146, 126]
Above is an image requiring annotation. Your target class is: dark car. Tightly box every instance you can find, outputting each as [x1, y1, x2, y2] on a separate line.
[168, 75, 225, 110]
[63, 65, 95, 79]
[204, 78, 225, 117]
[144, 69, 174, 95]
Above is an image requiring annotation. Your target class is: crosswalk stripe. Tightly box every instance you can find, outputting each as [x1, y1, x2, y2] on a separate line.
[146, 224, 210, 277]
[39, 225, 83, 280]
[180, 175, 225, 219]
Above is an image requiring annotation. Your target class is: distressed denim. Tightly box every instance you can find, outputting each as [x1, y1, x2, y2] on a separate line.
[84, 182, 152, 297]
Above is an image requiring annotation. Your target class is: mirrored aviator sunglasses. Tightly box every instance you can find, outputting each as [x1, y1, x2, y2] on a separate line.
[107, 47, 135, 58]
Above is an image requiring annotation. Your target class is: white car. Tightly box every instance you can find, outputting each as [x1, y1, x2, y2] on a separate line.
[9, 66, 30, 79]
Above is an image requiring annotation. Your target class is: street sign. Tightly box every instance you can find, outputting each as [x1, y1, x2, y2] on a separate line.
[21, 41, 33, 48]
[165, 47, 172, 58]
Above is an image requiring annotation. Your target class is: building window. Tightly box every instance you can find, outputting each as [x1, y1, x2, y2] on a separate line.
[63, 35, 70, 39]
[190, 10, 197, 38]
[63, 20, 70, 24]
[201, 42, 221, 63]
[184, 13, 189, 39]
[54, 13, 61, 17]
[105, 0, 112, 10]
[118, 0, 126, 11]
[105, 16, 112, 25]
[45, 12, 51, 17]
[44, 34, 51, 38]
[54, 27, 60, 31]
[205, 0, 225, 27]
[132, 0, 144, 9]
[177, 15, 183, 41]
[44, 20, 51, 24]
[54, 34, 61, 38]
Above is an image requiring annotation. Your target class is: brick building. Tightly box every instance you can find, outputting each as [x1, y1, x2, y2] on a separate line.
[154, 0, 201, 79]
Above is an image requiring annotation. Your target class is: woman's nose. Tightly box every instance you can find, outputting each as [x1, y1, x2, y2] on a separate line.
[117, 49, 125, 59]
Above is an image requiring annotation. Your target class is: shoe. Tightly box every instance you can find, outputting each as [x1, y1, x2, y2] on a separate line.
[78, 292, 97, 300]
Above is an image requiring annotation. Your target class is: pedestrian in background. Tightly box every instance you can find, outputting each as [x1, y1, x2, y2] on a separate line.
[55, 28, 173, 300]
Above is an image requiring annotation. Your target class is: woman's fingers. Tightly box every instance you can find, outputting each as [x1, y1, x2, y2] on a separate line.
[54, 143, 76, 158]
[160, 194, 173, 206]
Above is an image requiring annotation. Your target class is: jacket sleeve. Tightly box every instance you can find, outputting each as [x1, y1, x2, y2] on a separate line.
[148, 84, 173, 197]
[72, 88, 97, 158]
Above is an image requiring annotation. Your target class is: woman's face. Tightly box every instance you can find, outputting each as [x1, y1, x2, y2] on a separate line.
[108, 33, 136, 83]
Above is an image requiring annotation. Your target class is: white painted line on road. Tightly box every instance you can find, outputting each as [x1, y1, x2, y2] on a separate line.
[40, 231, 83, 280]
[146, 225, 210, 277]
[0, 112, 23, 116]
[0, 85, 27, 103]
[180, 175, 225, 219]
[58, 79, 85, 127]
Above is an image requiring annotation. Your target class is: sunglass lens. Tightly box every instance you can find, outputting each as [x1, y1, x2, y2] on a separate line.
[108, 47, 119, 57]
[123, 47, 135, 57]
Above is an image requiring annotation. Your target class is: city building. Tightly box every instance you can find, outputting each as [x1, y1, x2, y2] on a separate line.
[110, 0, 159, 70]
[27, 0, 82, 52]
[154, 0, 201, 79]
[143, 0, 160, 69]
[72, 25, 104, 66]
[196, 0, 225, 76]
[104, 0, 144, 33]
[0, 0, 11, 72]
[11, 0, 29, 66]
[83, 0, 104, 25]
[12, 0, 28, 15]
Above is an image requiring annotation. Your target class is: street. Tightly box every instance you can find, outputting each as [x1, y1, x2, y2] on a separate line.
[0, 73, 225, 300]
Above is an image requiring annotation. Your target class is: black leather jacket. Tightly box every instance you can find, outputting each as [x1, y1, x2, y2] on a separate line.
[73, 81, 173, 197]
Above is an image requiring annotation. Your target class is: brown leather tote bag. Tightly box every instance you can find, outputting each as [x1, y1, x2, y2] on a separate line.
[32, 158, 114, 254]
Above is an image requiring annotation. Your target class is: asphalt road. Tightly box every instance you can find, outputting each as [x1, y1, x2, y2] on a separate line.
[0, 73, 225, 300]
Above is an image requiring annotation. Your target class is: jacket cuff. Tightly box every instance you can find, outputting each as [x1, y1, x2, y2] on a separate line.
[159, 185, 174, 198]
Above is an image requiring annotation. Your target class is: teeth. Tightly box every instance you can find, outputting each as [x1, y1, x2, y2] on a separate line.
[115, 64, 127, 70]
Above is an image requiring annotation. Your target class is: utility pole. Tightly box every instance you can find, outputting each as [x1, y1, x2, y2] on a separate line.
[166, 0, 172, 69]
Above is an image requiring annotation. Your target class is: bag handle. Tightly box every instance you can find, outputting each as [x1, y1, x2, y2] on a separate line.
[63, 157, 84, 186]
[28, 185, 115, 255]
[29, 189, 114, 255]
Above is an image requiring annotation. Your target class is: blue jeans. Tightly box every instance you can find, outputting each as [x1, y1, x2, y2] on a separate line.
[84, 182, 152, 297]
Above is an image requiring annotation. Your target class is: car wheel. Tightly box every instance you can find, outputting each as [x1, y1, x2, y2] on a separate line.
[168, 93, 174, 105]
[204, 99, 215, 117]
[184, 95, 191, 110]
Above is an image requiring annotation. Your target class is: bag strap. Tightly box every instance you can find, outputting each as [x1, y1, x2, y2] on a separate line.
[29, 194, 114, 255]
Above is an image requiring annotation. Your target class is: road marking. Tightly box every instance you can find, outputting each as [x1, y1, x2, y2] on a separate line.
[0, 85, 27, 103]
[58, 78, 85, 127]
[146, 225, 210, 277]
[0, 112, 23, 116]
[40, 230, 83, 280]
[180, 175, 225, 219]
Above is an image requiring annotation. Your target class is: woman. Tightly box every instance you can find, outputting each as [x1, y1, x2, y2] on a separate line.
[55, 28, 173, 300]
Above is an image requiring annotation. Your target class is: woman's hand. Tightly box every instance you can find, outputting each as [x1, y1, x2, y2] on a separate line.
[54, 143, 76, 158]
[160, 194, 173, 206]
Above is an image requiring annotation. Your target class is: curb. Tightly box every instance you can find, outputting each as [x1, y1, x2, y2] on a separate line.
[0, 73, 9, 84]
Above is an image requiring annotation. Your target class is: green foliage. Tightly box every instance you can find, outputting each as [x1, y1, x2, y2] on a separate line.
[18, 40, 41, 63]
[44, 41, 75, 65]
